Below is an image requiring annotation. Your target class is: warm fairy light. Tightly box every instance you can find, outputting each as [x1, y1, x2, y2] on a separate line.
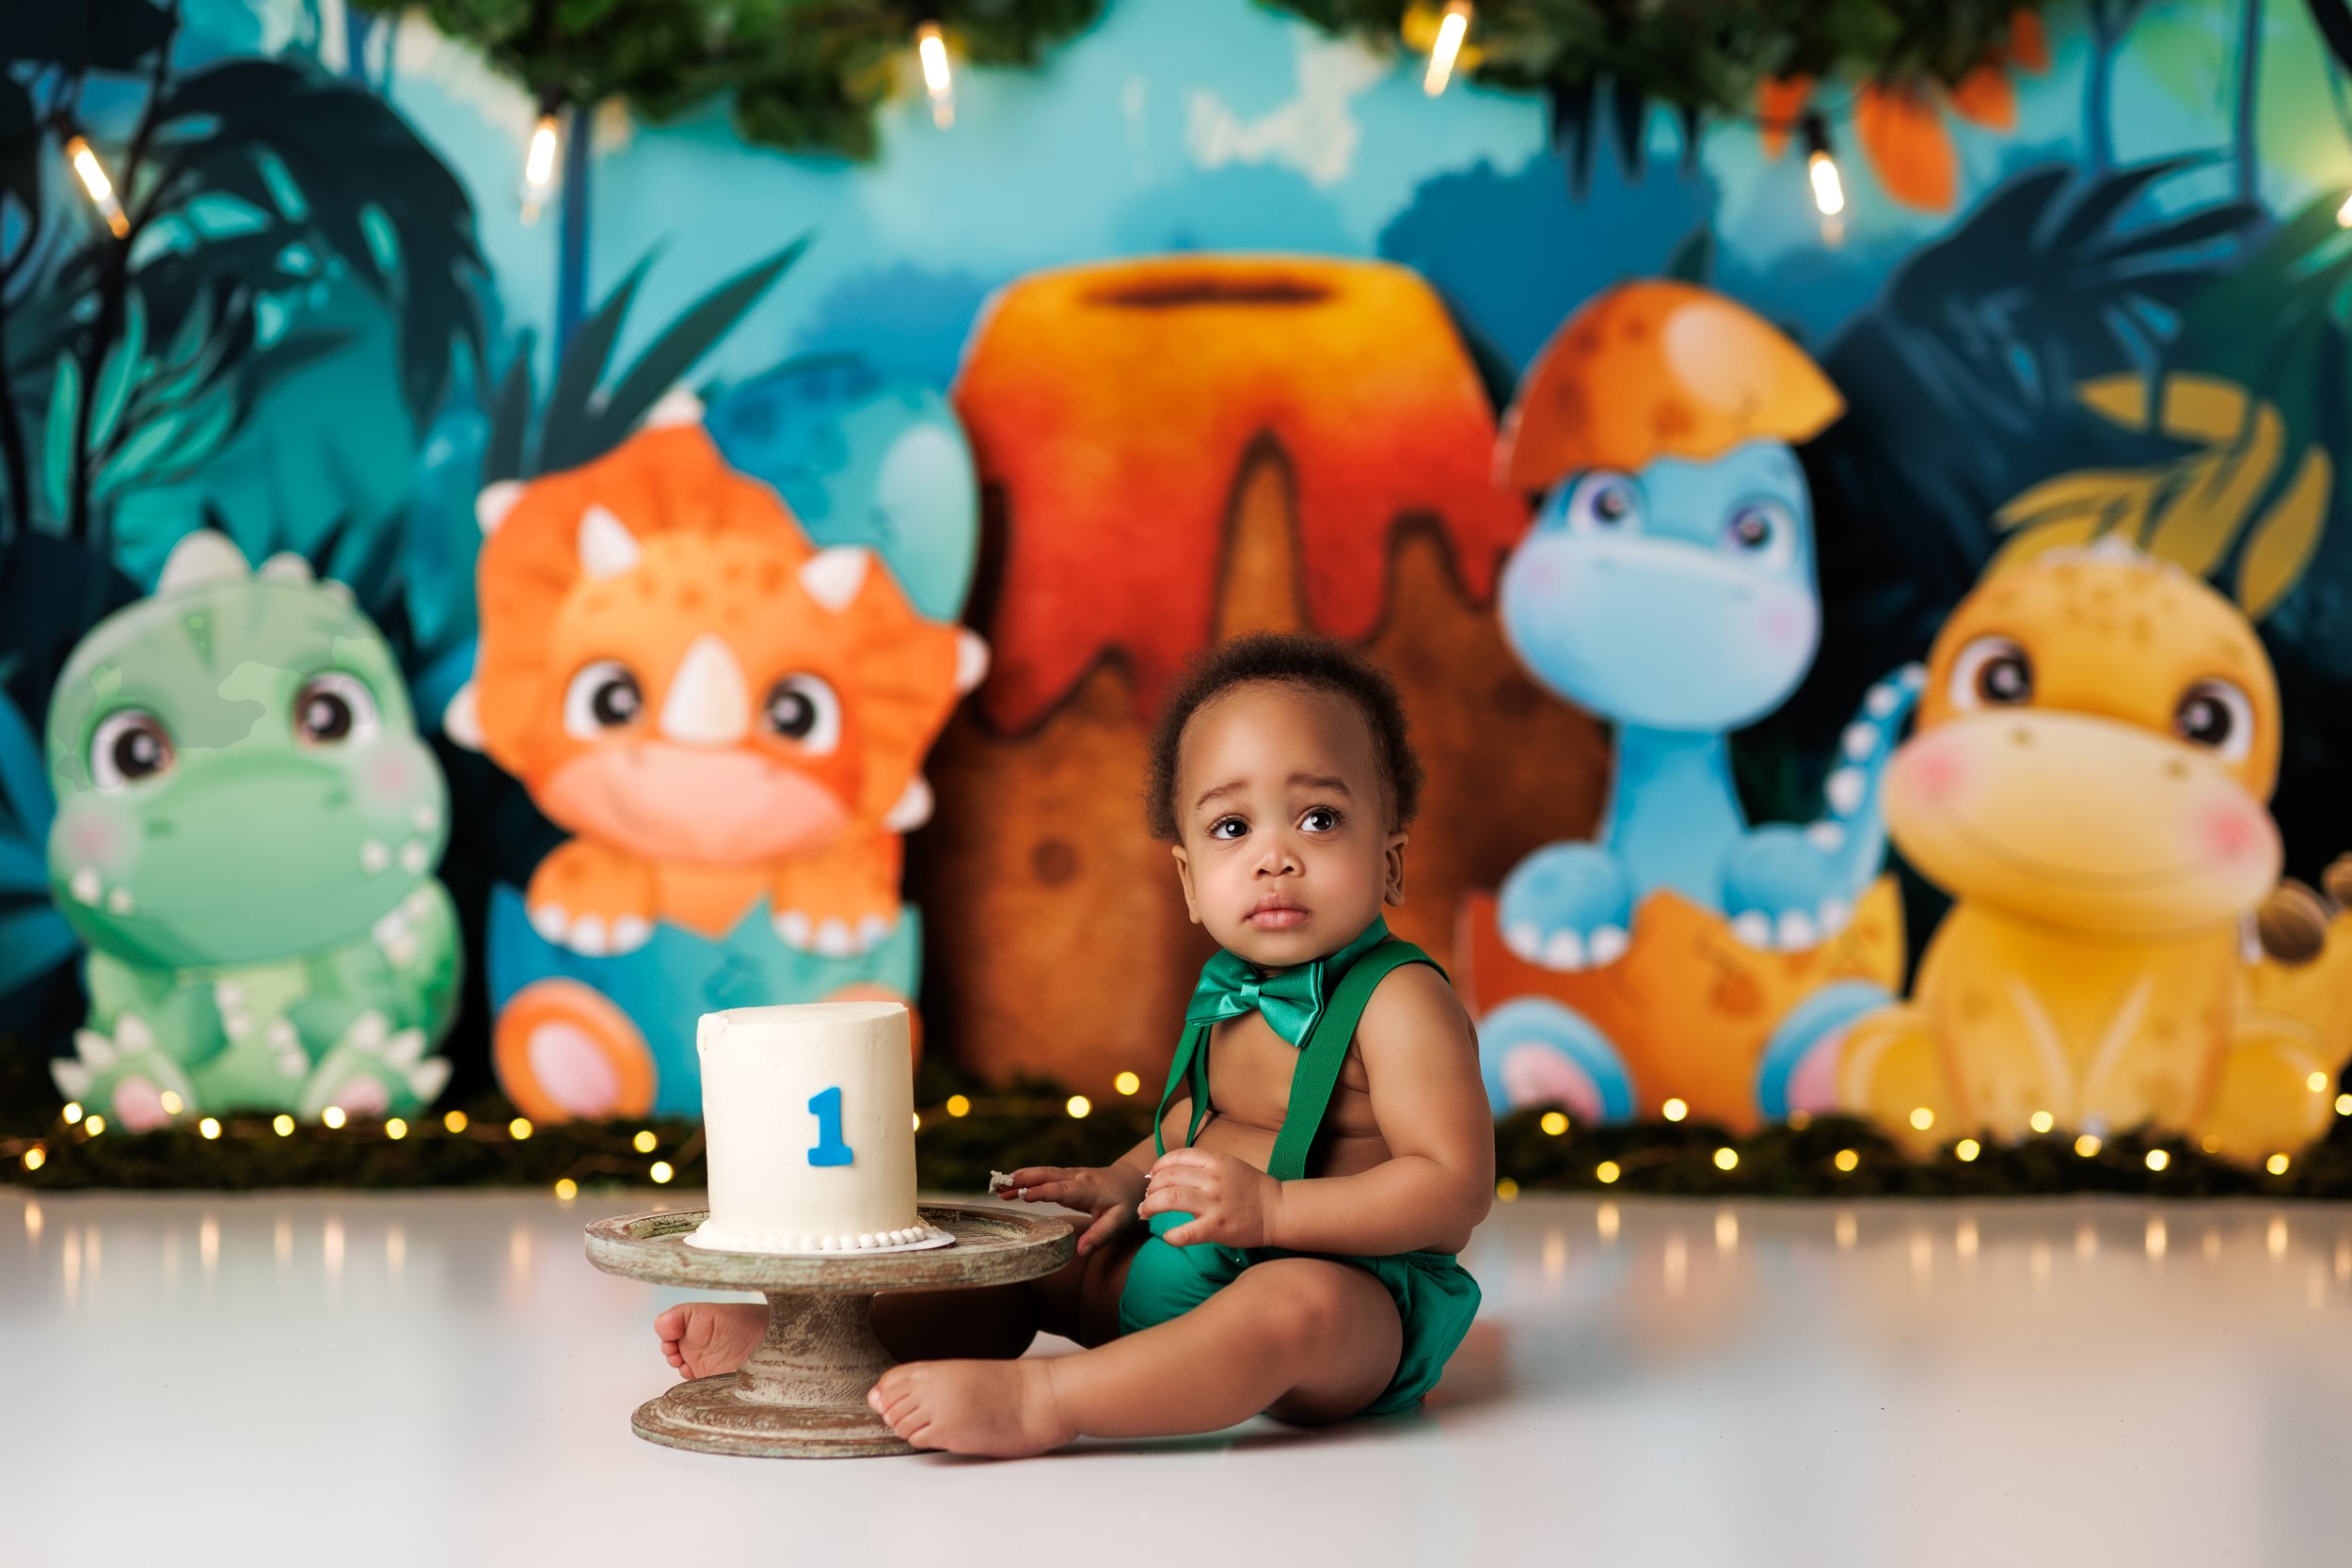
[912, 1112, 921, 1132]
[22, 1148, 43, 1172]
[1114, 1071, 1140, 1096]
[2074, 1133, 2102, 1158]
[1908, 1106, 1934, 1132]
[321, 1105, 346, 1130]
[1495, 1177, 1519, 1201]
[553, 1179, 578, 1202]
[650, 1161, 675, 1184]
[1422, 2, 1472, 97]
[1595, 1161, 1621, 1184]
[62, 1102, 83, 1125]
[2201, 1133, 2221, 1154]
[520, 113, 561, 222]
[1065, 1095, 1091, 1119]
[1955, 1139, 1981, 1163]
[2309, 1071, 2330, 1094]
[524, 115, 560, 188]
[1807, 149, 1846, 217]
[2340, 191, 2352, 228]
[1834, 1148, 1860, 1173]
[199, 1117, 220, 1140]
[159, 1091, 183, 1117]
[508, 1117, 533, 1141]
[65, 135, 131, 239]
[2028, 1111, 2055, 1134]
[2337, 1094, 2352, 1117]
[2146, 1149, 2170, 1172]
[1661, 1098, 1688, 1123]
[1539, 1111, 1569, 1136]
[272, 1115, 294, 1136]
[85, 1114, 105, 1136]
[1787, 1109, 1811, 1131]
[386, 1118, 407, 1140]
[632, 1130, 657, 1154]
[2267, 1153, 2291, 1176]
[915, 23, 955, 128]
[1713, 1148, 1739, 1171]
[946, 1095, 971, 1117]
[444, 1110, 469, 1133]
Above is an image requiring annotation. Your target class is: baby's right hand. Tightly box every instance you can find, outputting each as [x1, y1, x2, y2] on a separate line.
[993, 1164, 1146, 1258]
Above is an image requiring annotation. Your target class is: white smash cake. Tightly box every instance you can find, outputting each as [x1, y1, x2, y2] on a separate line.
[685, 1001, 950, 1255]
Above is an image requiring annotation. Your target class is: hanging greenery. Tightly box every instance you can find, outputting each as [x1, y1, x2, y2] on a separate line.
[351, 0, 1107, 160]
[1266, 1, 2062, 197]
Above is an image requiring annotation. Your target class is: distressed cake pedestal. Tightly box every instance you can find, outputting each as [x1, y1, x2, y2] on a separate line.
[585, 1202, 1074, 1458]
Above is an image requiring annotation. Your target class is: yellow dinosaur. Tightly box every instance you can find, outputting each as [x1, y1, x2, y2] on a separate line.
[1789, 540, 2352, 1164]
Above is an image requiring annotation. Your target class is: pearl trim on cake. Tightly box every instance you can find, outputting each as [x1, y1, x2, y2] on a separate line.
[684, 1220, 941, 1254]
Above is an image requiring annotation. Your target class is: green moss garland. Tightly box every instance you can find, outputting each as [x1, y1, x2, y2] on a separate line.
[1266, 0, 2060, 106]
[11, 1096, 2352, 1202]
[352, 0, 1107, 159]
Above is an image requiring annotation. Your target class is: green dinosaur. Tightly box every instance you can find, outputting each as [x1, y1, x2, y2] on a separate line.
[44, 531, 459, 1126]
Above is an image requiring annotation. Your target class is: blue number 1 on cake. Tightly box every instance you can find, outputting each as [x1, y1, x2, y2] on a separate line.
[806, 1085, 854, 1166]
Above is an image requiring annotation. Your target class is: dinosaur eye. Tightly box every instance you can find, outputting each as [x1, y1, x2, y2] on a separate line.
[763, 673, 841, 754]
[1948, 636, 2033, 710]
[89, 709, 174, 790]
[564, 660, 643, 738]
[1556, 471, 1645, 534]
[2174, 679, 2254, 762]
[1723, 499, 1796, 568]
[294, 673, 378, 746]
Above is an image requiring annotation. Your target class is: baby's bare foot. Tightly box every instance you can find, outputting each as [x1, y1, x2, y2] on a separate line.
[866, 1358, 1074, 1458]
[653, 1302, 767, 1379]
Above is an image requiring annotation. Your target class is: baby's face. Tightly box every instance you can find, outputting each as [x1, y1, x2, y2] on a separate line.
[1169, 682, 1406, 970]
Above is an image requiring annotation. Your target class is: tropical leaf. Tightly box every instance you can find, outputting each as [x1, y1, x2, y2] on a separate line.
[1993, 467, 2162, 543]
[87, 290, 147, 456]
[576, 238, 808, 459]
[2239, 446, 2333, 619]
[2142, 396, 2281, 577]
[1990, 514, 2107, 574]
[0, 681, 52, 844]
[0, 904, 78, 1003]
[485, 331, 535, 484]
[41, 359, 81, 523]
[536, 255, 654, 474]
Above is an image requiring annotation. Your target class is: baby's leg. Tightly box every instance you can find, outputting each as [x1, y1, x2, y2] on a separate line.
[866, 1257, 1402, 1457]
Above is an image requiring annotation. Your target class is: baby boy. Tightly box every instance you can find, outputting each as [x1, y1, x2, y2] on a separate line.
[655, 631, 1494, 1455]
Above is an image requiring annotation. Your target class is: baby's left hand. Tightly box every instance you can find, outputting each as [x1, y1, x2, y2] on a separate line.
[1138, 1148, 1283, 1249]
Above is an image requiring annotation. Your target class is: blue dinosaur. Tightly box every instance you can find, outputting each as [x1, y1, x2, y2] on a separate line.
[1477, 285, 1921, 1120]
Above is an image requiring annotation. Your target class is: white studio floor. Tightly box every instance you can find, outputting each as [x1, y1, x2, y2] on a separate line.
[8, 1188, 2352, 1568]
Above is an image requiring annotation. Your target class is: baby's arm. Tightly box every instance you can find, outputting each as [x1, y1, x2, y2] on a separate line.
[1263, 966, 1494, 1257]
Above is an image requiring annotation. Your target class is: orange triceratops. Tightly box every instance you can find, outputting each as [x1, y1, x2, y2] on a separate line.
[445, 406, 986, 958]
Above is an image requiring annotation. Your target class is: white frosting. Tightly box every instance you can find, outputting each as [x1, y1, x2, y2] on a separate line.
[685, 1001, 921, 1255]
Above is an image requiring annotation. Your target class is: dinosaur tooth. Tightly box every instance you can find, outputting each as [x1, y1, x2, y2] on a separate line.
[360, 840, 390, 873]
[397, 841, 428, 874]
[1841, 722, 1877, 760]
[1776, 911, 1819, 949]
[1588, 926, 1629, 967]
[774, 910, 813, 946]
[105, 887, 133, 914]
[1541, 929, 1586, 970]
[814, 919, 855, 958]
[1806, 821, 1847, 852]
[69, 867, 101, 905]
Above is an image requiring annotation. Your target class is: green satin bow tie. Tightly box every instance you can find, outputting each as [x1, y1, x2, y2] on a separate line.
[1184, 916, 1391, 1048]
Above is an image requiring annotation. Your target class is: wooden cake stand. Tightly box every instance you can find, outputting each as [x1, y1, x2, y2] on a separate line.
[585, 1202, 1074, 1458]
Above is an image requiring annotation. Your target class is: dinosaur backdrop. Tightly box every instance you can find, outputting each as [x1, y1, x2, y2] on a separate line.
[6, 0, 2352, 1172]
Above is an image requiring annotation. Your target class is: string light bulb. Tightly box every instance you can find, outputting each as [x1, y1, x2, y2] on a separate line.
[946, 1094, 970, 1117]
[22, 1147, 43, 1172]
[1114, 1071, 1140, 1096]
[199, 1117, 220, 1140]
[1804, 117, 1845, 217]
[520, 109, 561, 224]
[386, 1118, 407, 1140]
[2339, 190, 2352, 228]
[914, 21, 954, 128]
[1065, 1095, 1091, 1119]
[64, 135, 130, 239]
[1422, 2, 1472, 97]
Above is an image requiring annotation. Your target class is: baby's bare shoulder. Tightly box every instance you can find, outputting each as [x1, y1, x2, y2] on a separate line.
[1352, 961, 1473, 1062]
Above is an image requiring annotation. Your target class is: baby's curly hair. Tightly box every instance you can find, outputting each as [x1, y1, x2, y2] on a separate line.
[1143, 632, 1423, 843]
